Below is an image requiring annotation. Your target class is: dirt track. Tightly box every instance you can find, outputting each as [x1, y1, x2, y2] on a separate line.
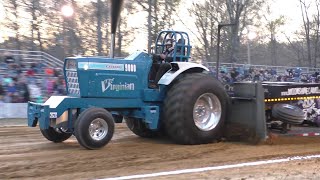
[1, 121, 320, 180]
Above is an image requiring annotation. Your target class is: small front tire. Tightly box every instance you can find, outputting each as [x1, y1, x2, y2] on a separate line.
[74, 108, 115, 150]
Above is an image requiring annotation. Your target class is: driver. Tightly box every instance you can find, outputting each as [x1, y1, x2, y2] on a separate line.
[160, 39, 174, 60]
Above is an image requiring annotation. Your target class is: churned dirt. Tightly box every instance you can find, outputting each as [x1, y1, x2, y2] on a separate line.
[0, 120, 320, 180]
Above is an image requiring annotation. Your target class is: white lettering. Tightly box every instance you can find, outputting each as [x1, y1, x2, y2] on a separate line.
[281, 87, 320, 96]
[101, 78, 135, 92]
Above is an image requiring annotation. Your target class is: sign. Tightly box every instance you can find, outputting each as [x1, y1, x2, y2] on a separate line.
[101, 78, 135, 92]
[78, 62, 125, 71]
[263, 83, 320, 98]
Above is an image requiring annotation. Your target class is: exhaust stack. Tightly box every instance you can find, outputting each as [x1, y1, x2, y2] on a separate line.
[110, 0, 123, 58]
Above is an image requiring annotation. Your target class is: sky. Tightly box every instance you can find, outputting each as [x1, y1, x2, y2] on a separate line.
[269, 0, 303, 41]
[0, 0, 315, 48]
[127, 0, 311, 51]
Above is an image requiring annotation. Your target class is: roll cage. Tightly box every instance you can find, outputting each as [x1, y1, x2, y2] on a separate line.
[154, 30, 192, 62]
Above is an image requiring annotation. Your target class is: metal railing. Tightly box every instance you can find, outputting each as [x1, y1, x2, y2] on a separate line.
[0, 49, 63, 69]
[204, 62, 320, 74]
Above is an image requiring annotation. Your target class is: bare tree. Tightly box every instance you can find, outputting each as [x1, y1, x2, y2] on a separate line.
[312, 0, 320, 67]
[285, 33, 305, 66]
[4, 0, 22, 50]
[136, 0, 181, 53]
[299, 0, 312, 67]
[264, 6, 285, 66]
[116, 3, 136, 56]
[226, 0, 246, 62]
[189, 0, 227, 63]
[95, 0, 104, 56]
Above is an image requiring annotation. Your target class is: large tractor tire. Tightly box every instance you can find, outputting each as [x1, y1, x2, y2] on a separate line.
[272, 104, 305, 125]
[125, 117, 160, 138]
[112, 114, 123, 123]
[74, 108, 114, 150]
[163, 73, 229, 145]
[40, 127, 72, 143]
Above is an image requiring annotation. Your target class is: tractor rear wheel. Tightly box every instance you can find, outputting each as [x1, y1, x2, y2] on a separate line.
[74, 108, 114, 150]
[40, 127, 72, 143]
[163, 73, 229, 144]
[125, 117, 160, 138]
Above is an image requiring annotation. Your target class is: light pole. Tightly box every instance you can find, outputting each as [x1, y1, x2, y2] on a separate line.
[243, 28, 256, 65]
[216, 23, 236, 78]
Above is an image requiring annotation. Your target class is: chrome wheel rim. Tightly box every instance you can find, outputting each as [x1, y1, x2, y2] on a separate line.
[89, 118, 108, 141]
[193, 93, 222, 131]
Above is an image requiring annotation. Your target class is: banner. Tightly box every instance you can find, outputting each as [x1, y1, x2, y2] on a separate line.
[0, 103, 27, 119]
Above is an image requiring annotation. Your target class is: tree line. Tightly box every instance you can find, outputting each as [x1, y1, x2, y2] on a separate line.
[1, 0, 320, 68]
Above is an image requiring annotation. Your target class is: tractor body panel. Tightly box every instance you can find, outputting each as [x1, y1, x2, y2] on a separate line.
[28, 51, 168, 131]
[65, 51, 153, 99]
[158, 62, 209, 85]
[28, 96, 161, 130]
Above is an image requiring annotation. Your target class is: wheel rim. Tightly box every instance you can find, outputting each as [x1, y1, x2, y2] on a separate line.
[193, 93, 222, 131]
[55, 127, 68, 133]
[89, 118, 108, 141]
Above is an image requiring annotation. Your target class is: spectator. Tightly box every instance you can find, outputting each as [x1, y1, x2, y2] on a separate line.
[0, 83, 3, 100]
[4, 55, 15, 64]
[2, 74, 13, 87]
[6, 82, 17, 103]
[16, 79, 30, 102]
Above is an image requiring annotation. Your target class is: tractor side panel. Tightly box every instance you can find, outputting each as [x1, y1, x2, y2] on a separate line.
[75, 52, 152, 99]
[88, 72, 140, 98]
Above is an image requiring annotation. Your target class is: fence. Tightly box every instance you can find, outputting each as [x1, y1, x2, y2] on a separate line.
[204, 62, 320, 74]
[0, 49, 64, 69]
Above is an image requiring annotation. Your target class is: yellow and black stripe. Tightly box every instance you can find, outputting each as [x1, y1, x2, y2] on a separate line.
[264, 96, 320, 102]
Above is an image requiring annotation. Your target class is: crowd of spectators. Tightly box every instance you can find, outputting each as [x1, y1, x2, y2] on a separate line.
[1, 55, 320, 104]
[213, 65, 320, 84]
[0, 59, 66, 103]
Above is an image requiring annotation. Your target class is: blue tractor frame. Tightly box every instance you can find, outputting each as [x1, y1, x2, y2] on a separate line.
[27, 30, 229, 149]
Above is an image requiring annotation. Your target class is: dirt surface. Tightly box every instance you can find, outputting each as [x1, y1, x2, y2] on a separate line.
[1, 119, 320, 180]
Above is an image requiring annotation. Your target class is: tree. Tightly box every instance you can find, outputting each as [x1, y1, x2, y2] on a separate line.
[299, 0, 312, 67]
[226, 0, 265, 63]
[4, 0, 22, 50]
[22, 0, 47, 51]
[264, 6, 285, 65]
[116, 2, 136, 57]
[136, 0, 181, 53]
[312, 0, 320, 67]
[188, 0, 227, 63]
[226, 0, 246, 62]
[188, 0, 265, 64]
[96, 0, 104, 56]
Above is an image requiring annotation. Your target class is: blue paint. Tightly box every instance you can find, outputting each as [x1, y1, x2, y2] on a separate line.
[28, 31, 195, 131]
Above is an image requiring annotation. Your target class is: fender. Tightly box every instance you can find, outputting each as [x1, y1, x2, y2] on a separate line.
[158, 62, 209, 85]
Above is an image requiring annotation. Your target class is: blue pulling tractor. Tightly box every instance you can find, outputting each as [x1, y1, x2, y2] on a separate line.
[27, 30, 229, 149]
[27, 0, 229, 149]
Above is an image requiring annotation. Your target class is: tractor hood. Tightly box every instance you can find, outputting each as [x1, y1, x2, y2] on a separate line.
[63, 51, 152, 98]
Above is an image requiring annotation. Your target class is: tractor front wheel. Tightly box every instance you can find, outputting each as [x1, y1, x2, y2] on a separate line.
[74, 108, 114, 150]
[40, 127, 72, 143]
[163, 73, 229, 144]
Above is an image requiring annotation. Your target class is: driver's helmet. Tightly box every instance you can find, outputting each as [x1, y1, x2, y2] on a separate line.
[165, 39, 174, 46]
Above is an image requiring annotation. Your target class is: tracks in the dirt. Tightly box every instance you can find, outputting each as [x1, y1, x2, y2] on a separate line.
[1, 125, 320, 180]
